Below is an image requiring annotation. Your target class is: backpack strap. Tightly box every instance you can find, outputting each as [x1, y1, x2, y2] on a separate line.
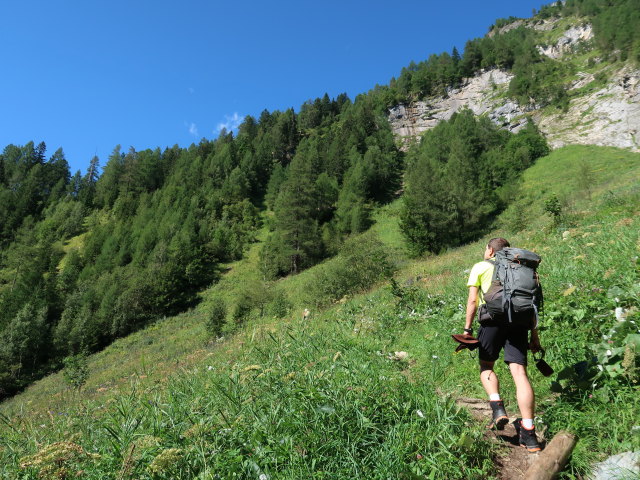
[502, 263, 515, 323]
[477, 259, 496, 304]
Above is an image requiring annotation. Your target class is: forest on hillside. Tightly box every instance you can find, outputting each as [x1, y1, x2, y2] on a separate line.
[0, 0, 637, 398]
[0, 94, 406, 397]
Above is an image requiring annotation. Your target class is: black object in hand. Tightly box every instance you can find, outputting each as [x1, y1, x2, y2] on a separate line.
[533, 350, 554, 377]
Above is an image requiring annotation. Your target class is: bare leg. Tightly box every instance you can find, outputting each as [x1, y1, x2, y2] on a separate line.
[509, 362, 534, 419]
[480, 360, 500, 396]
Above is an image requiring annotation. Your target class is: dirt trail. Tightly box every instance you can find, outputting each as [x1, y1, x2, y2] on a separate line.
[456, 397, 545, 480]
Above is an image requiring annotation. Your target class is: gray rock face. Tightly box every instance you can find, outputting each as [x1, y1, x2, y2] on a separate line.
[590, 451, 640, 480]
[536, 66, 640, 151]
[537, 24, 594, 59]
[388, 65, 640, 153]
[388, 70, 530, 150]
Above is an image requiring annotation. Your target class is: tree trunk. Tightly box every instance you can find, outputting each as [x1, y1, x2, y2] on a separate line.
[523, 431, 578, 480]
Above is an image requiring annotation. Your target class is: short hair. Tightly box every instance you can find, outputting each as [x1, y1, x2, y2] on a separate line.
[488, 237, 510, 252]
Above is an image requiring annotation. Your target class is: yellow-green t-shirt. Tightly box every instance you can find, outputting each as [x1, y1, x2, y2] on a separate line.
[467, 259, 495, 306]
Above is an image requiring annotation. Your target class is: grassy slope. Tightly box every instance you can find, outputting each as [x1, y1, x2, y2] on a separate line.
[1, 145, 638, 479]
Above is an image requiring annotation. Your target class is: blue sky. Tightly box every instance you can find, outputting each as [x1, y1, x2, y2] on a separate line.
[0, 0, 547, 174]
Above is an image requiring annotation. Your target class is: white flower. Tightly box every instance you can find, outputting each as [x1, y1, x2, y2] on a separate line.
[416, 410, 425, 418]
[432, 355, 439, 359]
[259, 474, 269, 480]
[207, 366, 214, 371]
[606, 349, 612, 356]
[615, 307, 625, 320]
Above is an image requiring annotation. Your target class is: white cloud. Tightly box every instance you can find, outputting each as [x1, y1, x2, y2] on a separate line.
[186, 121, 199, 137]
[216, 112, 243, 134]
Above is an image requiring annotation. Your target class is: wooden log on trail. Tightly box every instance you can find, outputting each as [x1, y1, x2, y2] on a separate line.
[523, 431, 578, 480]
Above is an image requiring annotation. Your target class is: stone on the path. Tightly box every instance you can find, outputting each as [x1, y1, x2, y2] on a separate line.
[590, 451, 640, 480]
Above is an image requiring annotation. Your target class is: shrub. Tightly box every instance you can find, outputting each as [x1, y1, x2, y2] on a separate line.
[206, 300, 227, 337]
[544, 194, 563, 219]
[304, 231, 396, 307]
[231, 293, 254, 326]
[62, 353, 89, 389]
[265, 288, 292, 318]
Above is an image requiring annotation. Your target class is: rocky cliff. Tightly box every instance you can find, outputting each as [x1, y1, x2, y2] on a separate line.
[536, 66, 640, 150]
[388, 20, 640, 152]
[388, 69, 530, 149]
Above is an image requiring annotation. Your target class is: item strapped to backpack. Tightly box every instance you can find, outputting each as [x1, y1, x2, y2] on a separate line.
[479, 247, 543, 329]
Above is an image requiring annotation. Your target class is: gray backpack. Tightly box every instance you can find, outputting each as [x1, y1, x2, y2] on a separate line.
[479, 248, 543, 329]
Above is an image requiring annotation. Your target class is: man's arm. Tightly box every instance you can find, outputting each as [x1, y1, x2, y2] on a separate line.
[464, 286, 478, 333]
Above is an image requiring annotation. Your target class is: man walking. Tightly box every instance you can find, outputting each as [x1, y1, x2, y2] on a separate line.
[463, 237, 542, 452]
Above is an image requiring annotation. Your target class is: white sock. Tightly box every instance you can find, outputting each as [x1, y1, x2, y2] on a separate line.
[489, 393, 501, 401]
[522, 418, 534, 429]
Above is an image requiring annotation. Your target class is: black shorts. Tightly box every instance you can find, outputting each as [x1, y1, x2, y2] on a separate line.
[477, 322, 529, 365]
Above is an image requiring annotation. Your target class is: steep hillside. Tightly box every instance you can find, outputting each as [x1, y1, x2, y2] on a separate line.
[1, 145, 638, 479]
[1, 2, 639, 478]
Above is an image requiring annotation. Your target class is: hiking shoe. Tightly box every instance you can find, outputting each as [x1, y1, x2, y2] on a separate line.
[514, 420, 542, 452]
[489, 400, 509, 430]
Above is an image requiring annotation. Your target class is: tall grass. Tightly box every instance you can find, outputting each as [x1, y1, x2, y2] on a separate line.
[1, 145, 639, 479]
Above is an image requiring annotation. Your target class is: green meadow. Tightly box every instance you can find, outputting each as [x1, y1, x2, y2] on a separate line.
[1, 145, 639, 479]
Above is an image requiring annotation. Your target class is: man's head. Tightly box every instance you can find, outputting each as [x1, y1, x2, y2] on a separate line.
[484, 237, 510, 259]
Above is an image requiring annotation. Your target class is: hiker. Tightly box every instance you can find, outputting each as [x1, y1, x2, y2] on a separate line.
[463, 237, 543, 452]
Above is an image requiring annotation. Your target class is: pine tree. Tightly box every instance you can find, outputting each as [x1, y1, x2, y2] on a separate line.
[266, 144, 321, 275]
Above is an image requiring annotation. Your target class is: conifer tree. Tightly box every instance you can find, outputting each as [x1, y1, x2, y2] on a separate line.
[263, 143, 321, 276]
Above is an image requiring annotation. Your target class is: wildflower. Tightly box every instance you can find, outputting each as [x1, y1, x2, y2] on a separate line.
[416, 410, 425, 418]
[20, 442, 100, 478]
[242, 365, 261, 372]
[621, 344, 636, 373]
[606, 350, 612, 356]
[432, 355, 438, 359]
[134, 435, 161, 451]
[148, 448, 183, 475]
[416, 453, 424, 460]
[615, 307, 625, 320]
[207, 366, 214, 371]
